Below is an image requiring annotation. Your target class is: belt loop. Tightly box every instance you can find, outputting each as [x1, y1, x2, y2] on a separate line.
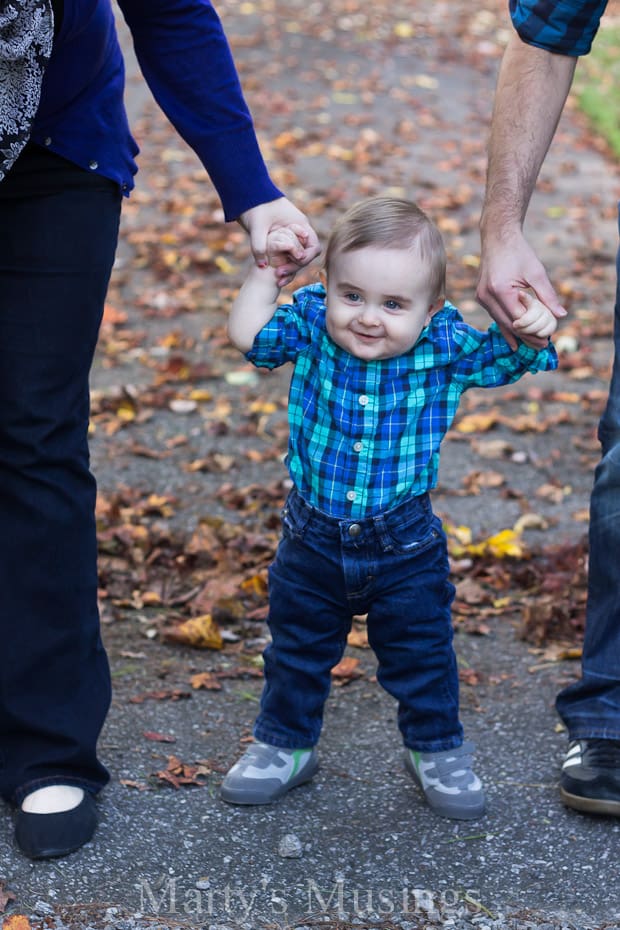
[372, 513, 393, 551]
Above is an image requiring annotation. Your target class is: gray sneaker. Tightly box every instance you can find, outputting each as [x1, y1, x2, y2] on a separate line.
[221, 742, 319, 805]
[405, 740, 486, 820]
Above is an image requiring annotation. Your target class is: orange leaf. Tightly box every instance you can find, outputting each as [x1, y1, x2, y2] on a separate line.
[190, 672, 223, 691]
[3, 917, 32, 930]
[161, 614, 223, 650]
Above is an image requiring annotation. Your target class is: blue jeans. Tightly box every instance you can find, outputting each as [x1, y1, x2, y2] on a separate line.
[0, 144, 121, 804]
[254, 488, 463, 753]
[556, 205, 620, 740]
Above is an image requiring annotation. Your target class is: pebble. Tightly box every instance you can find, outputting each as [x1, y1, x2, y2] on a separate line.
[278, 832, 304, 858]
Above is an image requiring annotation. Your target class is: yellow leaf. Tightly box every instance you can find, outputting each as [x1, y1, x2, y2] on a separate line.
[455, 413, 498, 433]
[241, 573, 268, 597]
[162, 614, 223, 650]
[413, 74, 439, 90]
[393, 22, 415, 37]
[467, 529, 524, 559]
[116, 400, 137, 422]
[331, 92, 359, 105]
[215, 256, 236, 274]
[446, 524, 473, 546]
[189, 389, 213, 402]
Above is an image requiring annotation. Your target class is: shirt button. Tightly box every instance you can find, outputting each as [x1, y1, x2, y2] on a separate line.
[44, 137, 52, 146]
[353, 441, 363, 453]
[348, 523, 361, 537]
[89, 160, 99, 170]
[358, 395, 369, 406]
[346, 490, 357, 502]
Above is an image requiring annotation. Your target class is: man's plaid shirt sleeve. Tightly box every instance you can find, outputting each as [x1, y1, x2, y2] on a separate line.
[510, 0, 608, 55]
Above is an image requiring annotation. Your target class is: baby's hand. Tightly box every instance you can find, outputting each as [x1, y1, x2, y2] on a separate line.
[266, 224, 310, 287]
[512, 291, 558, 340]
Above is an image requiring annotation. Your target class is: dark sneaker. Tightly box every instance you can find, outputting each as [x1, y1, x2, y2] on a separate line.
[405, 740, 486, 821]
[221, 742, 318, 805]
[560, 739, 620, 816]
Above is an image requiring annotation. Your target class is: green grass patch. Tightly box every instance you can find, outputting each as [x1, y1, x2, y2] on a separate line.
[574, 19, 620, 157]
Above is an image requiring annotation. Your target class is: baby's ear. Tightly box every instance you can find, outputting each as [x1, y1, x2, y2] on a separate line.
[425, 296, 444, 324]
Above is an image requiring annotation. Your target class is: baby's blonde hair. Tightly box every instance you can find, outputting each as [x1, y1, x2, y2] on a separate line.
[324, 196, 446, 301]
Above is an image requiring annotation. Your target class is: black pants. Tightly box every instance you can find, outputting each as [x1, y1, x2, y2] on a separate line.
[0, 144, 121, 804]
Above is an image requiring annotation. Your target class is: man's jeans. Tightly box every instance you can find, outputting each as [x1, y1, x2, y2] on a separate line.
[0, 144, 120, 803]
[254, 488, 463, 753]
[556, 205, 620, 740]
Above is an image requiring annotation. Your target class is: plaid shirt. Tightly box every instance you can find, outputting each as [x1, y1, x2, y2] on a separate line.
[247, 284, 557, 519]
[510, 0, 608, 55]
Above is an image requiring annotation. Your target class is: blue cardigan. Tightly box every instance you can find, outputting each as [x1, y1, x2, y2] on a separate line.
[30, 0, 282, 220]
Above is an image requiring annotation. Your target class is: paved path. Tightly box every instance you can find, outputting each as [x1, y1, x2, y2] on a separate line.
[0, 3, 619, 928]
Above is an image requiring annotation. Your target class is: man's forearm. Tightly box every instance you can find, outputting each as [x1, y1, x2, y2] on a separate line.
[481, 34, 577, 238]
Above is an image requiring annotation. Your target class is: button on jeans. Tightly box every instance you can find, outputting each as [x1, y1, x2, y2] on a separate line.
[556, 204, 620, 740]
[254, 488, 464, 753]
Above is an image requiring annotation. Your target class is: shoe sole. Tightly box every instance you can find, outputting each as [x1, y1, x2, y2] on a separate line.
[220, 757, 319, 806]
[560, 786, 620, 817]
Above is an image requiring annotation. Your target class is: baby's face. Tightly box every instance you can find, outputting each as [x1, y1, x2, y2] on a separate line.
[325, 246, 442, 361]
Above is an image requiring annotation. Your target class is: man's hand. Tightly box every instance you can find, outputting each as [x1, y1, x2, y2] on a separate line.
[477, 228, 566, 349]
[239, 197, 321, 280]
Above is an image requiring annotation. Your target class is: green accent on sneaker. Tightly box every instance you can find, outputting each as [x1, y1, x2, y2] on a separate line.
[290, 749, 310, 778]
[220, 742, 319, 806]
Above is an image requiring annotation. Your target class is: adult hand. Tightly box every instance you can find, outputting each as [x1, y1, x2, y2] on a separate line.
[239, 198, 321, 278]
[477, 228, 566, 349]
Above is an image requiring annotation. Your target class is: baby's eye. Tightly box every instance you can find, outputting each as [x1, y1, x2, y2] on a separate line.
[384, 299, 402, 311]
[344, 292, 361, 302]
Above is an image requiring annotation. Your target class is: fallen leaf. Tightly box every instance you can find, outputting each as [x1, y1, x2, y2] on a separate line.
[161, 613, 223, 650]
[0, 883, 16, 916]
[2, 918, 30, 930]
[143, 731, 177, 743]
[129, 689, 192, 704]
[190, 671, 223, 691]
[331, 656, 363, 685]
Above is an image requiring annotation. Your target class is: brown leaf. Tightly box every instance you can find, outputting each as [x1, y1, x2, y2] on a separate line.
[190, 671, 223, 691]
[143, 731, 177, 743]
[0, 883, 16, 916]
[129, 689, 191, 704]
[154, 755, 209, 788]
[331, 656, 363, 686]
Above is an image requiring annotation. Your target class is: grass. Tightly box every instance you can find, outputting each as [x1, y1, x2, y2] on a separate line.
[574, 18, 620, 157]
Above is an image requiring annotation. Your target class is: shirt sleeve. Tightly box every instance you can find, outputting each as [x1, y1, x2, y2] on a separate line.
[116, 0, 282, 220]
[451, 322, 558, 389]
[245, 288, 315, 370]
[510, 0, 608, 56]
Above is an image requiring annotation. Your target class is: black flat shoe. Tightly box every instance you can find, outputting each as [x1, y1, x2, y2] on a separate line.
[14, 793, 97, 859]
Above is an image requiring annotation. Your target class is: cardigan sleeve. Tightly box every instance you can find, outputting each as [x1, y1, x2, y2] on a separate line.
[116, 0, 283, 220]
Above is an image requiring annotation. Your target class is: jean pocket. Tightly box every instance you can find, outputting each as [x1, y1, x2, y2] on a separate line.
[383, 512, 443, 555]
[280, 502, 305, 541]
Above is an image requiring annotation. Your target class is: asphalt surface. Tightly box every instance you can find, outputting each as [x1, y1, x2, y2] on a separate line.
[1, 3, 619, 928]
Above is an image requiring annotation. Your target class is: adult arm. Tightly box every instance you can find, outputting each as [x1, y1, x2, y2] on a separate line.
[116, 0, 319, 267]
[477, 33, 576, 346]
